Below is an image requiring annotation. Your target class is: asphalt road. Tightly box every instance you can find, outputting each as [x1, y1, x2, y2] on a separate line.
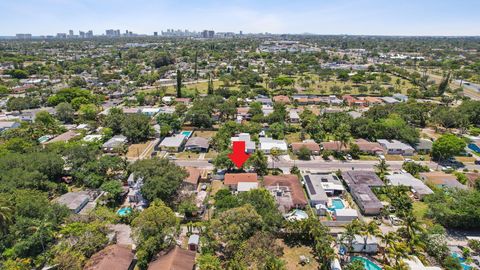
[174, 159, 442, 171]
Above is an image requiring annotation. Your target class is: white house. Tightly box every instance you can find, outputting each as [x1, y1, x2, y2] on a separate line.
[340, 235, 379, 254]
[231, 133, 256, 153]
[377, 139, 415, 156]
[259, 137, 288, 154]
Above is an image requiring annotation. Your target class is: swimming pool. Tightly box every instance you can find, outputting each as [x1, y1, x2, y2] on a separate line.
[117, 207, 132, 216]
[351, 256, 382, 270]
[468, 143, 480, 153]
[181, 131, 193, 138]
[451, 253, 472, 270]
[331, 199, 345, 209]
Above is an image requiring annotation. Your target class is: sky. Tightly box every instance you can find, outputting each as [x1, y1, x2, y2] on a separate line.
[1, 0, 479, 36]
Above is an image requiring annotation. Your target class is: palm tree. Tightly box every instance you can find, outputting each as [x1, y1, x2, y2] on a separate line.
[360, 221, 381, 253]
[375, 159, 390, 182]
[0, 202, 13, 234]
[270, 148, 281, 169]
[341, 219, 362, 253]
[386, 242, 411, 268]
[334, 124, 351, 153]
[401, 214, 425, 255]
[380, 232, 400, 263]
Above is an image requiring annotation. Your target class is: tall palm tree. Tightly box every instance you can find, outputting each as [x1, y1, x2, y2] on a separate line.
[380, 232, 400, 263]
[374, 159, 390, 182]
[270, 148, 281, 169]
[386, 241, 411, 268]
[341, 219, 362, 253]
[360, 221, 381, 252]
[0, 202, 13, 234]
[334, 124, 350, 153]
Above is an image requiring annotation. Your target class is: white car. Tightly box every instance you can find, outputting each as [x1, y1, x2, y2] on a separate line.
[378, 155, 385, 160]
[404, 158, 413, 162]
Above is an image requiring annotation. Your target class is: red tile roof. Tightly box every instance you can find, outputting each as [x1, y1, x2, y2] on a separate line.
[224, 173, 258, 185]
[264, 175, 308, 207]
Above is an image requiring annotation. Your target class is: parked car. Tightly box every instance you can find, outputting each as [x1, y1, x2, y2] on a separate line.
[475, 160, 480, 165]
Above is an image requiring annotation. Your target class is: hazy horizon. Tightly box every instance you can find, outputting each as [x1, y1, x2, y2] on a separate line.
[1, 0, 479, 36]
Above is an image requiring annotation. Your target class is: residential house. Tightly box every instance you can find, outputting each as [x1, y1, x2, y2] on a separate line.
[237, 182, 259, 192]
[419, 172, 467, 190]
[141, 107, 161, 116]
[43, 130, 80, 145]
[289, 109, 300, 123]
[340, 235, 379, 254]
[303, 173, 345, 209]
[236, 107, 251, 121]
[273, 95, 291, 104]
[291, 140, 321, 155]
[381, 96, 400, 104]
[354, 139, 384, 155]
[147, 246, 196, 270]
[322, 141, 349, 152]
[0, 121, 20, 132]
[231, 133, 256, 153]
[393, 93, 408, 102]
[465, 172, 480, 189]
[184, 137, 209, 152]
[159, 134, 187, 152]
[343, 95, 366, 107]
[342, 171, 384, 215]
[363, 96, 384, 106]
[415, 138, 433, 154]
[224, 173, 258, 191]
[377, 139, 415, 156]
[264, 175, 308, 213]
[255, 95, 273, 106]
[57, 192, 90, 213]
[102, 135, 128, 153]
[386, 173, 434, 199]
[183, 167, 201, 191]
[188, 234, 200, 251]
[333, 208, 359, 222]
[84, 244, 135, 270]
[259, 137, 288, 154]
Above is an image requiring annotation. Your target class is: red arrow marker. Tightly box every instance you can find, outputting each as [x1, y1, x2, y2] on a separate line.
[228, 141, 250, 168]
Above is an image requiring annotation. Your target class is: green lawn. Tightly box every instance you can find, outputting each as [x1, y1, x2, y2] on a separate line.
[359, 155, 379, 160]
[385, 155, 404, 161]
[176, 151, 200, 159]
[412, 201, 433, 226]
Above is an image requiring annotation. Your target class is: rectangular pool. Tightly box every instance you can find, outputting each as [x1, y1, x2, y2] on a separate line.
[181, 131, 193, 138]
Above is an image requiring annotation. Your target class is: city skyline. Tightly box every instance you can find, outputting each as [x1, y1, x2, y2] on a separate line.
[1, 0, 479, 36]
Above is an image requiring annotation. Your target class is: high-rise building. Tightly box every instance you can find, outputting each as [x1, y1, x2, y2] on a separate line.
[79, 31, 85, 38]
[153, 32, 158, 36]
[16, 33, 32, 40]
[86, 30, 93, 38]
[202, 30, 215, 38]
[56, 33, 67, 39]
[69, 30, 74, 37]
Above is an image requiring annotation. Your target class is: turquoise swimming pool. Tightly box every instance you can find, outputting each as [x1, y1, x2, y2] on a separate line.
[452, 253, 472, 270]
[351, 256, 382, 270]
[181, 131, 193, 138]
[117, 207, 132, 216]
[331, 199, 345, 209]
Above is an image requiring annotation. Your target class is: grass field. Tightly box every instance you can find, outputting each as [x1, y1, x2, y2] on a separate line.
[412, 201, 434, 227]
[412, 154, 431, 161]
[359, 155, 379, 161]
[455, 156, 477, 163]
[126, 142, 151, 158]
[148, 72, 413, 96]
[285, 132, 310, 144]
[204, 151, 218, 159]
[277, 239, 319, 270]
[192, 130, 217, 139]
[176, 151, 200, 159]
[385, 155, 404, 161]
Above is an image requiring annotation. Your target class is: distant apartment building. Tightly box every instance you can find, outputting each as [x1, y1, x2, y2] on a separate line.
[202, 30, 215, 38]
[16, 33, 32, 39]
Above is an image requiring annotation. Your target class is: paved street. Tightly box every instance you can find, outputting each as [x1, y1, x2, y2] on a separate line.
[174, 158, 453, 171]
